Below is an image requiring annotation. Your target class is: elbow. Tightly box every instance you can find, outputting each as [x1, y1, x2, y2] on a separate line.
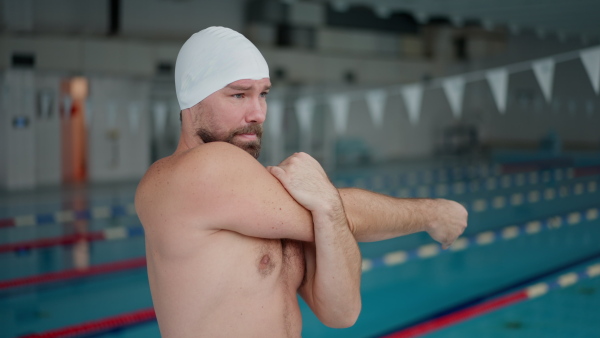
[321, 299, 362, 328]
[340, 303, 362, 328]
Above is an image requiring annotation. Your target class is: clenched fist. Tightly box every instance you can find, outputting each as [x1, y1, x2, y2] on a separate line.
[425, 199, 468, 249]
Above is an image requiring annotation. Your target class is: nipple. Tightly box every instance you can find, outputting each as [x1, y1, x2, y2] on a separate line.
[258, 254, 275, 277]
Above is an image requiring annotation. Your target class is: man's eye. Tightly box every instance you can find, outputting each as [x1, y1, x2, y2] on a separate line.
[260, 92, 269, 98]
[233, 94, 244, 99]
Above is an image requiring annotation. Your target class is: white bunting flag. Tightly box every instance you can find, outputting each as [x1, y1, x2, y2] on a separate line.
[400, 84, 424, 125]
[486, 68, 509, 114]
[294, 97, 315, 134]
[152, 102, 168, 135]
[532, 58, 556, 102]
[580, 46, 600, 94]
[267, 100, 284, 139]
[328, 94, 350, 135]
[128, 102, 141, 134]
[366, 89, 387, 128]
[442, 76, 466, 119]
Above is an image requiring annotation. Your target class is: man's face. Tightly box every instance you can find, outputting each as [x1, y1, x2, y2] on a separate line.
[190, 78, 271, 158]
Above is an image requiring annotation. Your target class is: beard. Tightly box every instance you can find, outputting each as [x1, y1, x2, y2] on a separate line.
[196, 124, 263, 159]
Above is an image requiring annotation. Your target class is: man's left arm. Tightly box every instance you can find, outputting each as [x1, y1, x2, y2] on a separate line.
[338, 188, 468, 248]
[268, 153, 362, 328]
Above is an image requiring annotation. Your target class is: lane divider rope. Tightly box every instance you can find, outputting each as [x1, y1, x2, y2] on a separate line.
[460, 178, 598, 213]
[379, 260, 600, 338]
[1, 168, 596, 229]
[17, 308, 156, 338]
[0, 204, 137, 229]
[2, 204, 597, 291]
[1, 176, 597, 254]
[361, 206, 599, 272]
[0, 257, 146, 290]
[16, 253, 600, 338]
[0, 224, 144, 254]
[334, 166, 574, 191]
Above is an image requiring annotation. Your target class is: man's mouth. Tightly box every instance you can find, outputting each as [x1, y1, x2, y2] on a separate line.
[235, 133, 257, 140]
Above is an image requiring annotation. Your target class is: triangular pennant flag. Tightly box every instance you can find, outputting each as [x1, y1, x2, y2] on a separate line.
[532, 58, 556, 102]
[486, 68, 509, 114]
[400, 84, 424, 125]
[294, 97, 315, 134]
[580, 46, 600, 94]
[267, 100, 284, 138]
[128, 102, 141, 134]
[328, 94, 350, 135]
[442, 76, 466, 119]
[366, 89, 387, 128]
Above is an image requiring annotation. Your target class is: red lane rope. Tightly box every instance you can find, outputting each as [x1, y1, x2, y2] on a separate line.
[0, 232, 105, 253]
[18, 307, 156, 338]
[0, 218, 15, 227]
[574, 166, 600, 178]
[380, 291, 528, 338]
[0, 257, 147, 290]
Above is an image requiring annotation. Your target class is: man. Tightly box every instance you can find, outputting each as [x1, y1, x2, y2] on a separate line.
[135, 27, 467, 338]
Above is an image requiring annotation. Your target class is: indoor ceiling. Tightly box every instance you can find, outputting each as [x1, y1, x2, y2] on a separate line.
[322, 0, 600, 41]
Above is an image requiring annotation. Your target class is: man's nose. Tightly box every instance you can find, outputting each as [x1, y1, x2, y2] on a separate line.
[245, 98, 266, 124]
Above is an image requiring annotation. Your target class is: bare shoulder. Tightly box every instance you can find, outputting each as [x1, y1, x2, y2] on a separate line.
[177, 141, 262, 176]
[135, 142, 266, 227]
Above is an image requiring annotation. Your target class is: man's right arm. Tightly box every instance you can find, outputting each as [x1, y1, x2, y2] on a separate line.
[173, 142, 467, 248]
[171, 142, 316, 242]
[339, 188, 468, 248]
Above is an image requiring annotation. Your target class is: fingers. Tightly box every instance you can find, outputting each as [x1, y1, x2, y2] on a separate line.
[267, 165, 287, 183]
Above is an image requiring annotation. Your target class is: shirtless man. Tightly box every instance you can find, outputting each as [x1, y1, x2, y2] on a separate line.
[135, 27, 467, 337]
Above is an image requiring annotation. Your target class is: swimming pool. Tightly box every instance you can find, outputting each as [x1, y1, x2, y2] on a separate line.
[1, 160, 598, 338]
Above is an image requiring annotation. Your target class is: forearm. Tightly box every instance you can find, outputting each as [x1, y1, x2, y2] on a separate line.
[305, 198, 362, 327]
[338, 187, 468, 248]
[338, 188, 435, 242]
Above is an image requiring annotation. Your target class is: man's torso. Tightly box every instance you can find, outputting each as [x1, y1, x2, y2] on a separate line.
[136, 152, 307, 337]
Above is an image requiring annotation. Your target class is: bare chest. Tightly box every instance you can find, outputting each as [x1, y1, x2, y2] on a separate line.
[257, 238, 305, 289]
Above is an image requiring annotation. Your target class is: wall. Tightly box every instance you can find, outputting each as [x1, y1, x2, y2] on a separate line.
[34, 74, 61, 186]
[87, 77, 150, 183]
[120, 0, 245, 39]
[1, 70, 36, 190]
[0, 73, 5, 186]
[1, 0, 599, 189]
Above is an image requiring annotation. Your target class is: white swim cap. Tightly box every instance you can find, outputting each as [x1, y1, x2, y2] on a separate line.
[175, 26, 270, 110]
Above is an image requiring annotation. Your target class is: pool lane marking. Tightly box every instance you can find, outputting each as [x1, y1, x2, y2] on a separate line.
[334, 163, 581, 190]
[2, 204, 597, 293]
[0, 224, 144, 253]
[0, 257, 147, 290]
[17, 307, 156, 338]
[0, 203, 597, 289]
[379, 260, 600, 338]
[1, 173, 597, 231]
[3, 173, 587, 253]
[361, 206, 599, 272]
[18, 260, 600, 338]
[462, 177, 598, 214]
[0, 204, 137, 229]
[0, 166, 582, 228]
